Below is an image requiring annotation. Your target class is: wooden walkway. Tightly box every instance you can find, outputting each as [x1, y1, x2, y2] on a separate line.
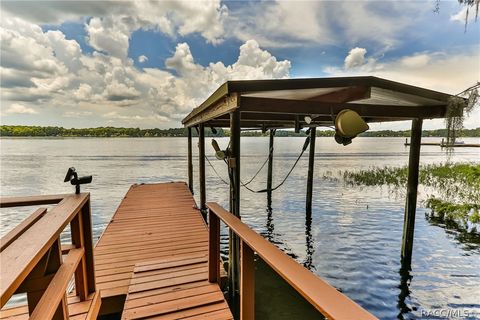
[1, 182, 231, 319]
[94, 182, 232, 319]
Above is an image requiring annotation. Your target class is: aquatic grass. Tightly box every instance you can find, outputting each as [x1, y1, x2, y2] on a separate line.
[341, 163, 480, 225]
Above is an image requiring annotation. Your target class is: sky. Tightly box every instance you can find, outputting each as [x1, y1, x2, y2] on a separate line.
[0, 0, 479, 130]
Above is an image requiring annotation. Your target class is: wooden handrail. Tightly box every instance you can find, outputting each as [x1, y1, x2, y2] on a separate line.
[0, 194, 67, 208]
[0, 208, 47, 251]
[0, 193, 96, 320]
[30, 248, 84, 320]
[207, 202, 378, 320]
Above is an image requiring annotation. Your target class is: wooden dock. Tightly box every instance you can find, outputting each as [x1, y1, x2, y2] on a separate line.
[1, 182, 232, 320]
[94, 182, 231, 319]
[1, 181, 377, 319]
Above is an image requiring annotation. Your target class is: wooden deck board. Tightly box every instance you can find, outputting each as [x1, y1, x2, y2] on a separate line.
[100, 182, 232, 319]
[1, 182, 231, 319]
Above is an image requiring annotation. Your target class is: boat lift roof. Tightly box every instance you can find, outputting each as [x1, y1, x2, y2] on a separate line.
[181, 76, 456, 129]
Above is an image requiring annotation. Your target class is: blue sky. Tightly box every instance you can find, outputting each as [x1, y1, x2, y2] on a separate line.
[0, 1, 479, 129]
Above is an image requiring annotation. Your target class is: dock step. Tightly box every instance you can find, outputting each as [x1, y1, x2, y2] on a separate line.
[122, 255, 233, 320]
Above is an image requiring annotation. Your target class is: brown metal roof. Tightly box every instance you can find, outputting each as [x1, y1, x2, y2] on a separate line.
[181, 76, 455, 128]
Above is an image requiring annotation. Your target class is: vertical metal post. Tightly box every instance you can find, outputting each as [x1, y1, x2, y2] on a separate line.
[187, 127, 194, 194]
[401, 118, 423, 267]
[306, 127, 316, 214]
[267, 129, 275, 208]
[228, 110, 241, 318]
[198, 124, 207, 220]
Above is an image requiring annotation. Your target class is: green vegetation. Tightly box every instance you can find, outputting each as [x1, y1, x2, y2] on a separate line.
[343, 163, 480, 225]
[1, 125, 480, 138]
[0, 126, 224, 137]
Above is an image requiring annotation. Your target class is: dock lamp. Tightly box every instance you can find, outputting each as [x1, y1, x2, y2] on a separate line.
[334, 109, 369, 146]
[211, 139, 229, 160]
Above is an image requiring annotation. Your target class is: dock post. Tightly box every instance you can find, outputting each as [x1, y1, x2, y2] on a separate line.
[228, 110, 241, 318]
[306, 127, 316, 214]
[401, 118, 423, 268]
[187, 127, 194, 194]
[198, 124, 207, 220]
[267, 129, 275, 208]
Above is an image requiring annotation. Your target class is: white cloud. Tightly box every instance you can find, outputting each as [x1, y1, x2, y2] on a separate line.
[5, 103, 38, 114]
[344, 47, 367, 69]
[325, 48, 480, 129]
[226, 1, 423, 49]
[63, 111, 93, 118]
[0, 14, 290, 127]
[450, 6, 477, 24]
[138, 55, 148, 63]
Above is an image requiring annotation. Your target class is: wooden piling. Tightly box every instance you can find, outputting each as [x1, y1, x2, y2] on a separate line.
[401, 118, 423, 267]
[267, 129, 275, 207]
[228, 110, 241, 317]
[306, 127, 316, 214]
[187, 127, 193, 194]
[198, 124, 206, 218]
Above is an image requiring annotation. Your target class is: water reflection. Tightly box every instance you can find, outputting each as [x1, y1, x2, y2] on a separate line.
[303, 211, 315, 271]
[397, 264, 413, 319]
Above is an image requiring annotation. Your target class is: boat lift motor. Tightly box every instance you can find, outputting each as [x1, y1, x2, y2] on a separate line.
[64, 167, 92, 194]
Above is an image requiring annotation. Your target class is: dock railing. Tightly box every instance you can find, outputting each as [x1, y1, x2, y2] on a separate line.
[0, 193, 97, 319]
[207, 202, 378, 320]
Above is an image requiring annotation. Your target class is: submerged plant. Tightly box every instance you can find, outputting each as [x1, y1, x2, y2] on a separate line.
[342, 163, 480, 225]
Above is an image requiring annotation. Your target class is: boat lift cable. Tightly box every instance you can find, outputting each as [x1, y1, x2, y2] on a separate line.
[242, 145, 274, 186]
[205, 155, 229, 185]
[205, 144, 274, 186]
[241, 135, 310, 193]
[205, 135, 311, 193]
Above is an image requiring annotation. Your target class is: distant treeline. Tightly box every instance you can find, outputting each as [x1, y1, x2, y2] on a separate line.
[1, 125, 479, 138]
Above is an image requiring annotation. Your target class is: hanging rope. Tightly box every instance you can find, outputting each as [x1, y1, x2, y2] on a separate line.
[205, 135, 311, 194]
[242, 135, 310, 193]
[242, 145, 274, 186]
[205, 143, 274, 186]
[205, 155, 229, 184]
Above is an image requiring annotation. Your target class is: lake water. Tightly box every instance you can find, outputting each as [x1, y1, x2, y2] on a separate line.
[1, 137, 479, 319]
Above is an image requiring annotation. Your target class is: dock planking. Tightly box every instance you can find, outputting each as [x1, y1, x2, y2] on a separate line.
[1, 182, 232, 319]
[94, 182, 232, 319]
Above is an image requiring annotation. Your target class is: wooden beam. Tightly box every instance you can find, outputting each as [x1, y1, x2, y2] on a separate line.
[240, 97, 447, 119]
[401, 118, 423, 268]
[0, 195, 66, 208]
[208, 208, 220, 283]
[187, 127, 194, 194]
[306, 127, 316, 214]
[70, 212, 88, 300]
[183, 93, 239, 127]
[198, 124, 207, 218]
[80, 200, 96, 295]
[30, 248, 85, 320]
[240, 241, 255, 320]
[1, 208, 47, 252]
